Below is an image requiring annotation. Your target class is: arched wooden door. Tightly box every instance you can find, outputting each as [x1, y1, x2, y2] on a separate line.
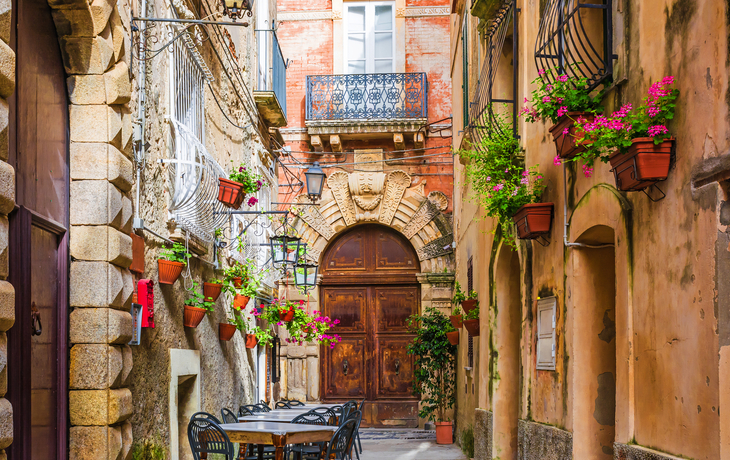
[320, 225, 420, 427]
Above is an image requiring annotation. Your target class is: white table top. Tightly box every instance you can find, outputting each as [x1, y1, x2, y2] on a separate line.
[220, 421, 338, 435]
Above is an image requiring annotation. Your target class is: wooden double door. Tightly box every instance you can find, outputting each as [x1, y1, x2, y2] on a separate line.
[320, 225, 420, 427]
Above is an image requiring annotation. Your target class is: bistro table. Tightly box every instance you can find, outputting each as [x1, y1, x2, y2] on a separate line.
[220, 422, 337, 460]
[238, 412, 303, 423]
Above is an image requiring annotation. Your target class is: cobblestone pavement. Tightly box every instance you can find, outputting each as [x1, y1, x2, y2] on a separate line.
[358, 429, 469, 460]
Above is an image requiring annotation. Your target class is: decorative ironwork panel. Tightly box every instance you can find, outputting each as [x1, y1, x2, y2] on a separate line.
[468, 0, 517, 147]
[306, 73, 428, 121]
[534, 0, 614, 91]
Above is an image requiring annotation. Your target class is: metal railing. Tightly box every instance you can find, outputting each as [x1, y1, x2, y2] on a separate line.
[256, 29, 287, 118]
[306, 73, 428, 121]
[534, 0, 615, 91]
[468, 0, 518, 144]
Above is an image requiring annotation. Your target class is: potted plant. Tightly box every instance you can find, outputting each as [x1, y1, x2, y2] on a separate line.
[463, 306, 480, 336]
[219, 316, 238, 341]
[406, 308, 457, 444]
[459, 112, 549, 247]
[225, 261, 263, 311]
[521, 68, 603, 159]
[254, 299, 342, 348]
[250, 325, 274, 348]
[461, 291, 479, 315]
[449, 305, 463, 329]
[446, 330, 460, 346]
[158, 242, 191, 285]
[573, 76, 679, 191]
[204, 278, 225, 302]
[184, 281, 215, 328]
[217, 162, 267, 209]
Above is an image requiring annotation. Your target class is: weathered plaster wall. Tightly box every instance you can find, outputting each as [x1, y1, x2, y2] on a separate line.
[451, 0, 730, 459]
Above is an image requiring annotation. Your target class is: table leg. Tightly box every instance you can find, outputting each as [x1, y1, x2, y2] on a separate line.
[275, 447, 284, 460]
[238, 443, 247, 460]
[272, 434, 286, 460]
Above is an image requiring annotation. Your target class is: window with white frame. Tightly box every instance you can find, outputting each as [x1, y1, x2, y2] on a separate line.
[537, 297, 557, 371]
[345, 2, 395, 74]
[171, 37, 206, 143]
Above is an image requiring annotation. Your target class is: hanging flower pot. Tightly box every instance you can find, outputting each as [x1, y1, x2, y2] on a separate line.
[232, 277, 244, 288]
[549, 112, 595, 159]
[461, 299, 478, 315]
[245, 334, 258, 348]
[233, 295, 250, 311]
[446, 331, 460, 346]
[463, 319, 480, 336]
[609, 138, 673, 191]
[217, 178, 246, 209]
[219, 323, 237, 341]
[183, 305, 206, 328]
[203, 282, 224, 302]
[158, 260, 185, 285]
[449, 315, 463, 329]
[512, 203, 554, 240]
[279, 307, 295, 322]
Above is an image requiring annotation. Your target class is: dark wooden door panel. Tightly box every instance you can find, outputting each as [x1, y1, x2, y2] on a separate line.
[323, 229, 367, 272]
[374, 229, 418, 271]
[374, 287, 418, 332]
[322, 287, 367, 332]
[375, 337, 416, 399]
[323, 338, 366, 399]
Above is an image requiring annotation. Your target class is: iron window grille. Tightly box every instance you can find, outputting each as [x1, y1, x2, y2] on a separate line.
[256, 29, 288, 119]
[306, 73, 428, 121]
[468, 0, 518, 146]
[534, 0, 616, 92]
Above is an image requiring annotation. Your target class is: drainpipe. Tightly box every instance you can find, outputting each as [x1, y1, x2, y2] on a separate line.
[132, 0, 147, 233]
[562, 163, 614, 249]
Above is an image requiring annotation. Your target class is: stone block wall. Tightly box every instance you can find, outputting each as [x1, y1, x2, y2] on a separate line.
[50, 0, 136, 459]
[613, 444, 686, 460]
[0, 0, 13, 455]
[473, 409, 492, 460]
[517, 420, 572, 460]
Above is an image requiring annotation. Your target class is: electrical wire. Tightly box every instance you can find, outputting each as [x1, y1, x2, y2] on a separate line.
[207, 82, 252, 130]
[276, 144, 452, 157]
[279, 149, 454, 169]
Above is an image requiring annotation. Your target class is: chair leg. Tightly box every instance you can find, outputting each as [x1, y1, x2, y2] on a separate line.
[357, 432, 362, 454]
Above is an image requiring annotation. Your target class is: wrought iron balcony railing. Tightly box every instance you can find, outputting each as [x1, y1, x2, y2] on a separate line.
[306, 73, 428, 122]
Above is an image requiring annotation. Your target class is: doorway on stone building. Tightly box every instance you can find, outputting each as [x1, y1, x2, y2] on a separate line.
[572, 226, 616, 460]
[320, 224, 420, 427]
[7, 0, 70, 459]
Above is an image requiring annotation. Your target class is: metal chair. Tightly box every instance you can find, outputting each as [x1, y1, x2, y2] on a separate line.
[355, 400, 365, 455]
[254, 402, 272, 412]
[187, 417, 235, 460]
[288, 399, 306, 407]
[220, 408, 239, 424]
[289, 412, 329, 460]
[238, 406, 255, 417]
[242, 404, 265, 413]
[322, 418, 358, 460]
[309, 407, 337, 426]
[190, 411, 221, 424]
[275, 401, 292, 409]
[345, 409, 363, 460]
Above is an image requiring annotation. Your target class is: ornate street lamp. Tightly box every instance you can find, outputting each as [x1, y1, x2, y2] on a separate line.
[269, 234, 301, 266]
[304, 162, 326, 203]
[221, 0, 254, 21]
[294, 256, 319, 292]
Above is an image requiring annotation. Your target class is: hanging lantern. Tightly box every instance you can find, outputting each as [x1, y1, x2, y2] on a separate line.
[294, 257, 319, 291]
[269, 234, 301, 266]
[221, 0, 254, 21]
[304, 162, 326, 203]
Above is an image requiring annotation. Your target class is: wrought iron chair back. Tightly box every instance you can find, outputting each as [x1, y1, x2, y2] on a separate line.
[287, 399, 306, 407]
[292, 412, 328, 426]
[275, 401, 292, 409]
[220, 408, 238, 424]
[346, 409, 363, 460]
[238, 406, 254, 417]
[187, 417, 235, 460]
[254, 403, 272, 412]
[310, 407, 337, 426]
[191, 412, 221, 424]
[324, 418, 358, 460]
[242, 404, 264, 413]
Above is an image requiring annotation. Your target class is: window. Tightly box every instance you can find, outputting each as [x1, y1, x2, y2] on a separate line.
[537, 297, 557, 370]
[345, 2, 395, 74]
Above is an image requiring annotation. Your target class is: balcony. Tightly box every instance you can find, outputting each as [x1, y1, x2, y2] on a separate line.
[254, 29, 287, 128]
[305, 73, 428, 149]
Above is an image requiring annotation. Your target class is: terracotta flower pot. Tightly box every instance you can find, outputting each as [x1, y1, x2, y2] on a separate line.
[158, 259, 185, 285]
[463, 319, 480, 336]
[219, 323, 237, 341]
[435, 421, 453, 445]
[218, 178, 246, 209]
[183, 305, 206, 328]
[233, 295, 250, 311]
[461, 299, 478, 315]
[245, 334, 258, 348]
[446, 331, 460, 346]
[279, 307, 295, 322]
[203, 282, 223, 302]
[609, 138, 673, 191]
[512, 202, 554, 240]
[449, 315, 463, 329]
[549, 112, 595, 159]
[232, 277, 244, 288]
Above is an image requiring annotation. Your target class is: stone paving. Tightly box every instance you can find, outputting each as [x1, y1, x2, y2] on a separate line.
[358, 429, 469, 460]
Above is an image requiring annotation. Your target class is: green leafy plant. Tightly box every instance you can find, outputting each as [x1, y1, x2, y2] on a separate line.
[452, 282, 466, 305]
[570, 76, 679, 171]
[229, 162, 267, 199]
[407, 307, 457, 422]
[467, 290, 478, 300]
[132, 439, 166, 460]
[464, 305, 480, 320]
[159, 242, 191, 264]
[458, 112, 546, 247]
[184, 281, 215, 313]
[253, 325, 274, 347]
[228, 313, 248, 332]
[208, 277, 225, 285]
[520, 67, 603, 124]
[452, 305, 463, 316]
[254, 299, 341, 348]
[460, 426, 475, 459]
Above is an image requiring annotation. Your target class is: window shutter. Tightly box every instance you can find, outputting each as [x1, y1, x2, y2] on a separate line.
[536, 297, 557, 370]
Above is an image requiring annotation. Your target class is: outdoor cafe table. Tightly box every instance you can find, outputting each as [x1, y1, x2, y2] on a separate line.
[219, 422, 337, 460]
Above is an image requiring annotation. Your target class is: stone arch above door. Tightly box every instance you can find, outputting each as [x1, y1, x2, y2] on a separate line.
[291, 169, 454, 274]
